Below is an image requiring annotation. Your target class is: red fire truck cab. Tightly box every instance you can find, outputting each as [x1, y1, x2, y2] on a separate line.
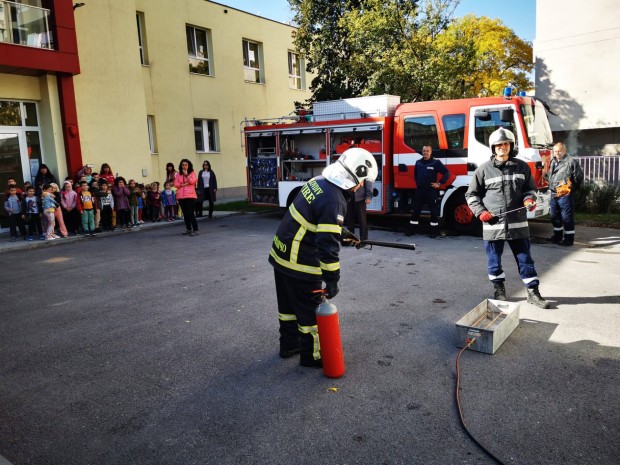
[244, 94, 553, 234]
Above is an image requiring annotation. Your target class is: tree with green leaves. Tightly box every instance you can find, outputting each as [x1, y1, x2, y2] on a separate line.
[289, 0, 533, 103]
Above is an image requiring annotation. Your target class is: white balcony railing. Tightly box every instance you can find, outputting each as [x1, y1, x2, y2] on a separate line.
[0, 0, 53, 49]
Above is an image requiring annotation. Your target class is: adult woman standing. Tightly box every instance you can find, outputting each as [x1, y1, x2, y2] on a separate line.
[196, 160, 218, 218]
[34, 164, 57, 196]
[164, 162, 177, 183]
[174, 159, 199, 236]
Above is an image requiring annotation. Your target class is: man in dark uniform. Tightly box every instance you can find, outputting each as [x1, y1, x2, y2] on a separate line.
[543, 142, 584, 246]
[269, 148, 378, 368]
[406, 145, 450, 238]
[466, 128, 549, 309]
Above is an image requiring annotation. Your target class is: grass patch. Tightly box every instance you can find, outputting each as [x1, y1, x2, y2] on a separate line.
[213, 200, 279, 213]
[574, 212, 620, 229]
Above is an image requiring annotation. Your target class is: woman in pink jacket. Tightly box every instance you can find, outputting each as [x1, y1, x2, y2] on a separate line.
[174, 159, 199, 236]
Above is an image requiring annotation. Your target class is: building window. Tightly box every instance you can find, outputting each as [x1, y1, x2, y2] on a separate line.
[288, 51, 303, 90]
[136, 12, 148, 65]
[147, 115, 157, 154]
[187, 25, 212, 75]
[243, 39, 263, 83]
[194, 119, 218, 152]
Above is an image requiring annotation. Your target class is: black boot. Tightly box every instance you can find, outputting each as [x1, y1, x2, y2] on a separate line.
[527, 286, 550, 309]
[546, 234, 562, 243]
[493, 282, 506, 301]
[300, 356, 323, 368]
[429, 225, 439, 239]
[405, 222, 416, 237]
[560, 235, 574, 246]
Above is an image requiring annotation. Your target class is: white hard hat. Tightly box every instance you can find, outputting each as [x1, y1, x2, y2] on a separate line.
[322, 147, 378, 189]
[488, 127, 515, 151]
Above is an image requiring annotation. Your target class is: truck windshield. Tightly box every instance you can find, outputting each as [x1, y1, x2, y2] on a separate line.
[521, 101, 553, 148]
[474, 110, 519, 147]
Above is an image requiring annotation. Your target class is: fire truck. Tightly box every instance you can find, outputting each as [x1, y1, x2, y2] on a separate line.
[244, 93, 553, 234]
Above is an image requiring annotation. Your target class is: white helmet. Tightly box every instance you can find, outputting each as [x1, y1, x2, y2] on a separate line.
[322, 147, 378, 189]
[489, 127, 516, 153]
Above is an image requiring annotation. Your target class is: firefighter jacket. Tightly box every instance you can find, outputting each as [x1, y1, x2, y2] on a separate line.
[414, 157, 450, 190]
[269, 176, 346, 284]
[466, 156, 537, 241]
[544, 155, 584, 194]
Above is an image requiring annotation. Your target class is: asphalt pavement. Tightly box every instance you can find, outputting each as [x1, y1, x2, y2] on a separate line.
[0, 213, 618, 465]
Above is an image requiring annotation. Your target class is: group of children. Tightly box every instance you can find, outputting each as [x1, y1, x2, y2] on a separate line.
[3, 174, 180, 242]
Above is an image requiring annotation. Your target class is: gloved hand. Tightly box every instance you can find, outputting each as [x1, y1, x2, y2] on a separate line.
[523, 197, 536, 212]
[324, 281, 339, 299]
[555, 181, 571, 198]
[479, 211, 494, 223]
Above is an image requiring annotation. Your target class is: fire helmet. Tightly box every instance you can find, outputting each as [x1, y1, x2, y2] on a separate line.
[488, 127, 516, 155]
[322, 147, 378, 190]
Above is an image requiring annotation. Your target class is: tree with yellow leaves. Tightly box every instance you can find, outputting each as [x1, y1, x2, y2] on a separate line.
[290, 0, 533, 102]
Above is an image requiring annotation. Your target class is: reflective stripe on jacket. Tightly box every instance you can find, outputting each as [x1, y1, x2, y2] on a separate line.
[466, 156, 536, 241]
[268, 176, 345, 283]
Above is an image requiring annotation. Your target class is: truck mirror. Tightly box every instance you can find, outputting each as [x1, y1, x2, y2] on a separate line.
[500, 108, 514, 122]
[474, 110, 491, 121]
[372, 188, 379, 197]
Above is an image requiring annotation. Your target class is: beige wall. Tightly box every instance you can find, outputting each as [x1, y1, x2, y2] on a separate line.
[535, 0, 620, 154]
[73, 0, 311, 198]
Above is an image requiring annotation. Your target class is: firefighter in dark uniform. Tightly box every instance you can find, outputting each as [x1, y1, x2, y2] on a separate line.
[465, 128, 550, 309]
[269, 148, 378, 368]
[406, 145, 450, 238]
[543, 142, 584, 246]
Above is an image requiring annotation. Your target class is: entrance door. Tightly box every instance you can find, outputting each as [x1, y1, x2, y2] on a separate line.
[0, 132, 29, 230]
[0, 100, 43, 231]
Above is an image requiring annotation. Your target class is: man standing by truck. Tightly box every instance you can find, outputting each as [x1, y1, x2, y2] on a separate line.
[406, 145, 451, 238]
[269, 148, 378, 368]
[543, 142, 584, 246]
[465, 128, 550, 309]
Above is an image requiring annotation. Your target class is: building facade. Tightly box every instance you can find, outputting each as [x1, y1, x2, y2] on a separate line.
[0, 0, 311, 229]
[534, 0, 620, 156]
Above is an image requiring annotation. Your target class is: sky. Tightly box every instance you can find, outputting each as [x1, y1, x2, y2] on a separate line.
[216, 0, 536, 42]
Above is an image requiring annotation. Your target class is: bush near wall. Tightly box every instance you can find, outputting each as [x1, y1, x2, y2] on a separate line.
[574, 182, 620, 213]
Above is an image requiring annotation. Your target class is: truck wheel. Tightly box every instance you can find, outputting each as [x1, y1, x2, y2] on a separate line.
[446, 191, 481, 236]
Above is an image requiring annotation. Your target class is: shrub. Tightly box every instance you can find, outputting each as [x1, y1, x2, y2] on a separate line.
[573, 184, 593, 212]
[590, 183, 620, 213]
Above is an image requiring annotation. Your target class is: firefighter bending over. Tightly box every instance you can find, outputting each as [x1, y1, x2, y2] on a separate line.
[269, 148, 378, 368]
[406, 145, 450, 238]
[465, 128, 550, 309]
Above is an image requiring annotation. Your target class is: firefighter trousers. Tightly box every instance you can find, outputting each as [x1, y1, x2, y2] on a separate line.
[484, 238, 540, 288]
[410, 189, 440, 227]
[274, 269, 323, 361]
[550, 194, 575, 242]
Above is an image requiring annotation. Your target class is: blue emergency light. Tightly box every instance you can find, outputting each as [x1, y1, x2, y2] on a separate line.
[503, 85, 513, 99]
[518, 91, 527, 97]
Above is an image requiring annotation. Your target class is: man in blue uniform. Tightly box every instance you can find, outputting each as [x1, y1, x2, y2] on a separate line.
[269, 148, 378, 368]
[466, 128, 549, 309]
[406, 145, 450, 238]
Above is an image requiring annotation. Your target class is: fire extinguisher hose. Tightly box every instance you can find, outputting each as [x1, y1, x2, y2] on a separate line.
[455, 338, 506, 465]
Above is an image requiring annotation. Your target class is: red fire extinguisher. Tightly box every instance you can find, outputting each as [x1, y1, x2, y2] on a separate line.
[316, 294, 345, 378]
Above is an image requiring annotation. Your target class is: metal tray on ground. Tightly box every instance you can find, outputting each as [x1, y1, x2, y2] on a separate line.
[455, 299, 520, 354]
